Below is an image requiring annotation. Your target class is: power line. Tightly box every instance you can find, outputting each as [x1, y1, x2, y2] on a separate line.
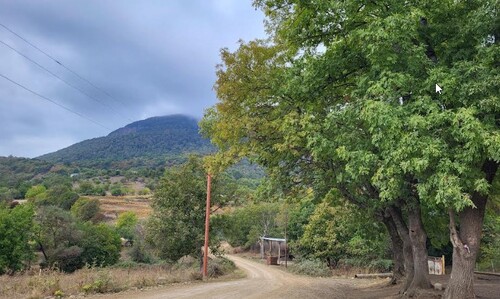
[0, 72, 111, 130]
[0, 39, 132, 122]
[0, 22, 130, 108]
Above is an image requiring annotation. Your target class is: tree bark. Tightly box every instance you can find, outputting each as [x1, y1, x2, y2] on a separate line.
[406, 200, 432, 295]
[381, 211, 405, 284]
[387, 205, 414, 293]
[444, 160, 498, 299]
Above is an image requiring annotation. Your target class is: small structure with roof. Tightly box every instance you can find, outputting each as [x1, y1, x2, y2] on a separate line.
[259, 237, 288, 265]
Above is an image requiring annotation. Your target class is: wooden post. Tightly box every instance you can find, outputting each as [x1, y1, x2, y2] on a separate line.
[442, 255, 445, 275]
[202, 174, 212, 278]
[270, 240, 273, 257]
[278, 242, 281, 264]
[260, 238, 264, 259]
[285, 209, 288, 268]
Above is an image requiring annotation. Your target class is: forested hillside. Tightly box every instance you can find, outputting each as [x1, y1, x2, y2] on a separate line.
[0, 156, 53, 199]
[38, 115, 213, 167]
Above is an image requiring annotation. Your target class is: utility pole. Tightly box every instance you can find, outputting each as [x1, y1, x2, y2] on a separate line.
[203, 174, 212, 278]
[284, 207, 288, 269]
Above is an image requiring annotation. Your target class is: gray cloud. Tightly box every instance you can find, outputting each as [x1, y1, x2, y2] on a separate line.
[0, 0, 265, 157]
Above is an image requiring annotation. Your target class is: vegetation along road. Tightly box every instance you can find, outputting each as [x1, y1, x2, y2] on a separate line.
[94, 255, 372, 299]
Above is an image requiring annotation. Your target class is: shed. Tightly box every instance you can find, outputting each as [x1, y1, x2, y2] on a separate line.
[259, 237, 288, 265]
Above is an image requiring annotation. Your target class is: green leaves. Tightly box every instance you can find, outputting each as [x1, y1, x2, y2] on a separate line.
[207, 0, 499, 218]
[147, 156, 235, 261]
[0, 203, 34, 274]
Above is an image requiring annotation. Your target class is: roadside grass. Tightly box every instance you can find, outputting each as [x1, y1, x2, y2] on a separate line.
[287, 258, 332, 277]
[0, 257, 237, 299]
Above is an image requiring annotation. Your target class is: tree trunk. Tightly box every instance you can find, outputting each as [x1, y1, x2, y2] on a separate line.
[406, 201, 432, 295]
[444, 160, 498, 299]
[381, 212, 405, 284]
[444, 200, 485, 299]
[387, 205, 414, 293]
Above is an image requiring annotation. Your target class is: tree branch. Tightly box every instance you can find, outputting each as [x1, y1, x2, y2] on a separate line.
[448, 209, 463, 249]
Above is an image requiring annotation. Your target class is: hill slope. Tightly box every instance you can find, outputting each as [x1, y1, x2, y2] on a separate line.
[38, 115, 212, 166]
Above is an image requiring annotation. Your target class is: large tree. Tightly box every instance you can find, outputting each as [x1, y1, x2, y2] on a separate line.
[203, 0, 499, 298]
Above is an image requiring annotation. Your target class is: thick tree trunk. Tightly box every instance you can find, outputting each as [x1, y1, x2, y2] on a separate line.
[381, 212, 405, 284]
[387, 205, 414, 293]
[406, 201, 432, 295]
[444, 201, 485, 299]
[444, 160, 498, 299]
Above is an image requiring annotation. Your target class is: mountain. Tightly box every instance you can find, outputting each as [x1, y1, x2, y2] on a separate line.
[38, 115, 213, 166]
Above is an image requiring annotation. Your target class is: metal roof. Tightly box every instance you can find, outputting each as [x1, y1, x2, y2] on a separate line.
[260, 237, 286, 242]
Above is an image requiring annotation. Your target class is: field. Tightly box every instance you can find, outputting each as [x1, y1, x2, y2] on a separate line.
[96, 195, 153, 221]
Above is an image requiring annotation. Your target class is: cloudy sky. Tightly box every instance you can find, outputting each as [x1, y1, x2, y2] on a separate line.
[0, 0, 266, 158]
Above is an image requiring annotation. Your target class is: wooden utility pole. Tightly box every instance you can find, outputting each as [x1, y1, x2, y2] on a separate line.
[284, 208, 288, 268]
[202, 174, 212, 278]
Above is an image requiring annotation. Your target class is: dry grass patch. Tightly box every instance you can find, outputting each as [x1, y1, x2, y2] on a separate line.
[96, 196, 152, 220]
[0, 264, 198, 299]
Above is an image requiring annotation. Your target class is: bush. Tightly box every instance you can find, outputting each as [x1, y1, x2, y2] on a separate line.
[78, 181, 105, 196]
[138, 187, 151, 195]
[44, 186, 79, 210]
[111, 187, 125, 196]
[79, 223, 121, 267]
[81, 270, 116, 294]
[129, 241, 152, 264]
[116, 211, 138, 240]
[368, 259, 393, 272]
[71, 197, 100, 222]
[207, 257, 236, 278]
[49, 246, 84, 272]
[0, 204, 35, 274]
[113, 260, 140, 269]
[336, 258, 393, 272]
[25, 185, 47, 199]
[288, 258, 331, 277]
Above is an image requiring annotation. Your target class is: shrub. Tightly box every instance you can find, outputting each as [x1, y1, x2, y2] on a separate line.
[368, 259, 393, 272]
[138, 187, 151, 195]
[190, 271, 203, 280]
[337, 258, 393, 272]
[113, 260, 140, 269]
[71, 197, 100, 222]
[207, 257, 236, 278]
[129, 241, 152, 264]
[111, 187, 125, 196]
[0, 204, 35, 274]
[79, 223, 121, 267]
[288, 258, 331, 277]
[49, 246, 84, 272]
[81, 270, 116, 294]
[116, 211, 138, 240]
[25, 185, 47, 199]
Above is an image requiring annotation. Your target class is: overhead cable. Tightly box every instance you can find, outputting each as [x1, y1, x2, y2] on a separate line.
[0, 22, 130, 107]
[0, 72, 110, 130]
[0, 39, 131, 122]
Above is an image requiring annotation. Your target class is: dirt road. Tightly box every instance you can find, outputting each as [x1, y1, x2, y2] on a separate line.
[96, 255, 374, 299]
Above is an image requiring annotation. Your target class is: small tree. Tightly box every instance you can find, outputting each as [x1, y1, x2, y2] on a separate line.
[78, 181, 95, 196]
[116, 211, 138, 240]
[147, 156, 229, 262]
[25, 185, 47, 199]
[34, 206, 83, 272]
[79, 223, 121, 267]
[0, 204, 34, 274]
[71, 197, 101, 222]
